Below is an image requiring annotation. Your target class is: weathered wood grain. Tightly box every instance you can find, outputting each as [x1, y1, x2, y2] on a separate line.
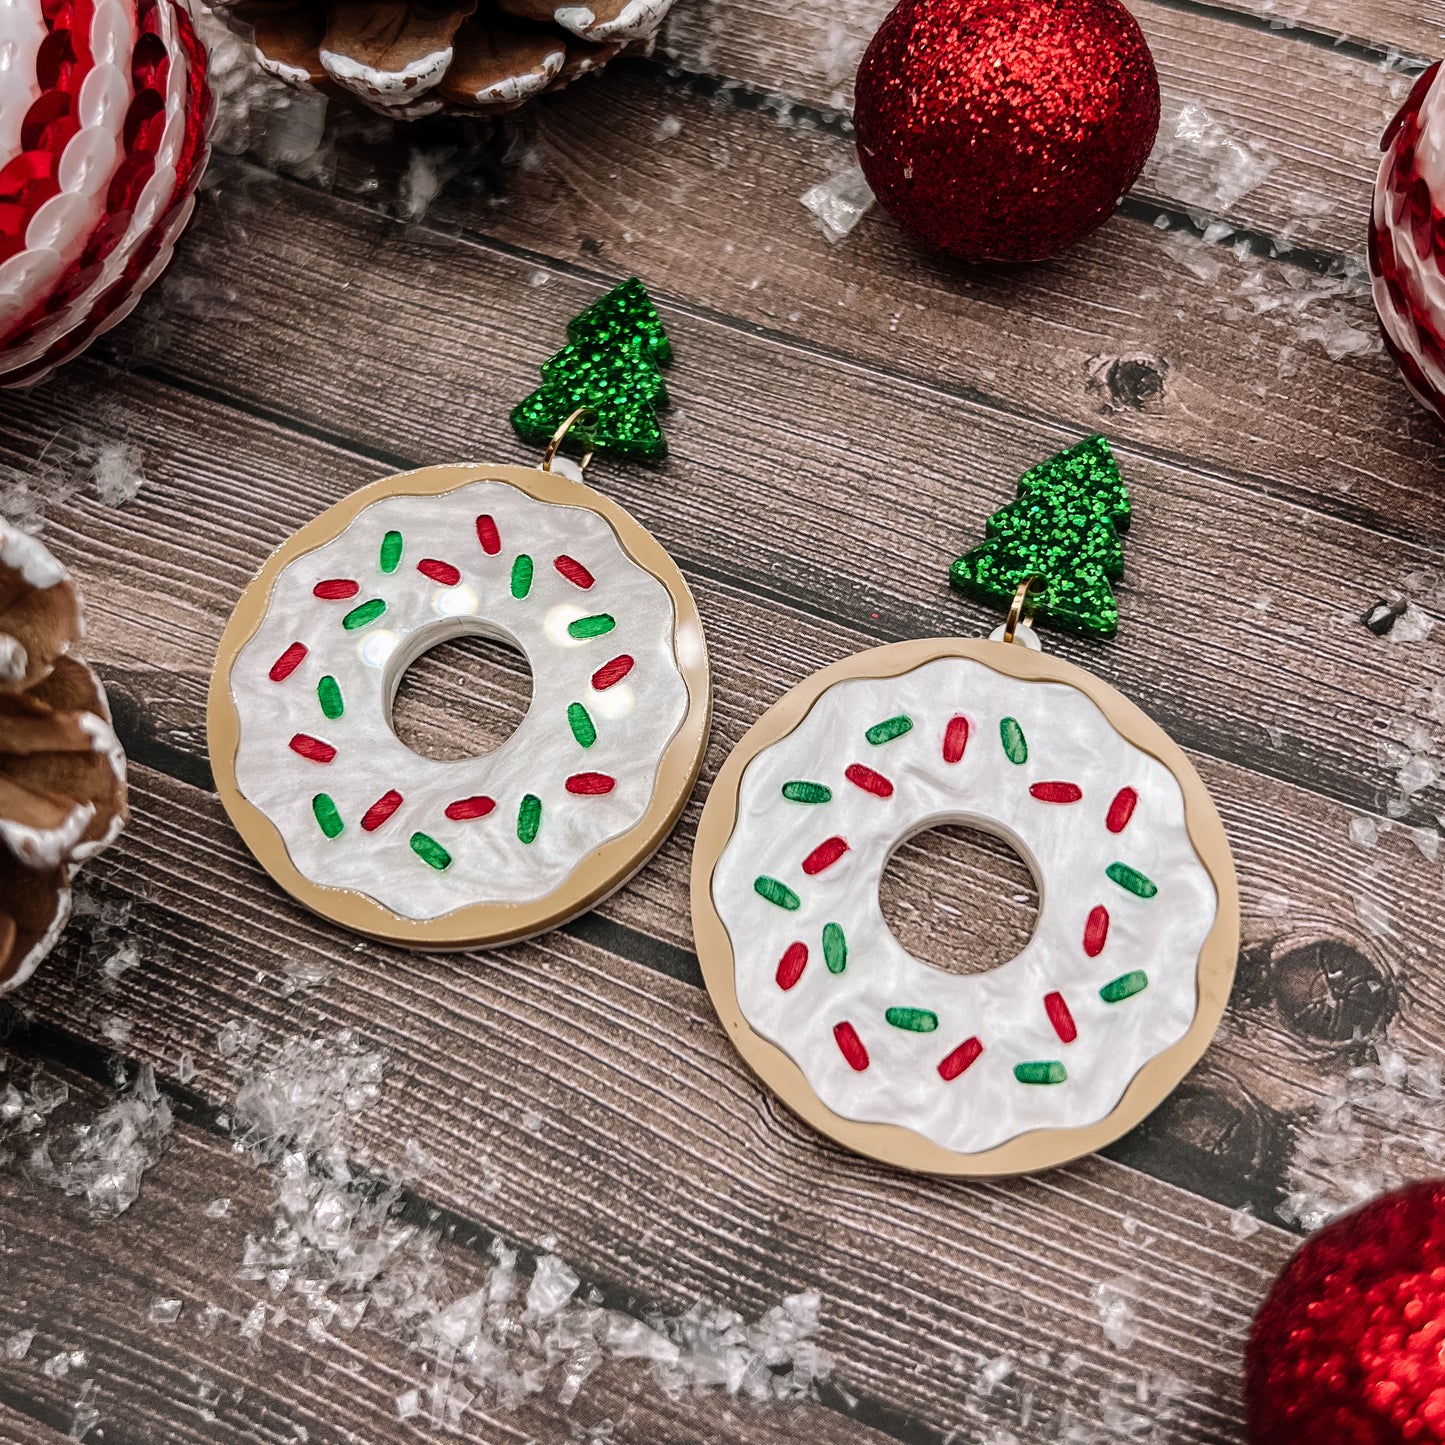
[0, 1063, 884, 1445]
[48, 188, 1445, 823]
[658, 0, 1410, 258]
[0, 1398, 67, 1442]
[7, 762, 1296, 1445]
[367, 69, 1445, 543]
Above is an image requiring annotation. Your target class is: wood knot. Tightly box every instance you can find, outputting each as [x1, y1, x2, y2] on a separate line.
[1088, 354, 1169, 412]
[1266, 938, 1396, 1042]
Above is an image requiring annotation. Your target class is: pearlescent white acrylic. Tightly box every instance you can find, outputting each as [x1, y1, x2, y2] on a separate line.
[711, 656, 1218, 1155]
[231, 480, 689, 920]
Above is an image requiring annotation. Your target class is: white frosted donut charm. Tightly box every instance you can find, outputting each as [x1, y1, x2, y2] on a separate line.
[692, 638, 1237, 1176]
[210, 464, 711, 948]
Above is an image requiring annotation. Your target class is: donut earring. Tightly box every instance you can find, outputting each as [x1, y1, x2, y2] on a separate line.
[691, 436, 1239, 1177]
[208, 280, 711, 950]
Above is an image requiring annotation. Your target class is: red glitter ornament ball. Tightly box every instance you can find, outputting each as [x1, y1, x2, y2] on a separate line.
[1246, 1179, 1445, 1444]
[853, 0, 1161, 263]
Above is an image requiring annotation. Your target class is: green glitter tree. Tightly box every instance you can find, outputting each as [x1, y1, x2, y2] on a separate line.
[950, 435, 1131, 637]
[511, 278, 672, 463]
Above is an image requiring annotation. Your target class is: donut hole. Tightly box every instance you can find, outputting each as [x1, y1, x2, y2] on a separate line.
[389, 632, 533, 762]
[879, 823, 1040, 977]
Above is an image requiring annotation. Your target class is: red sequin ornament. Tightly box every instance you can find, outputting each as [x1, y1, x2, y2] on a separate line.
[0, 0, 211, 386]
[1246, 1180, 1445, 1444]
[1370, 63, 1445, 424]
[853, 0, 1160, 263]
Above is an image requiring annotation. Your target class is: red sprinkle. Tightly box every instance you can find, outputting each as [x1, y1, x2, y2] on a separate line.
[1030, 781, 1083, 804]
[554, 555, 595, 590]
[1107, 787, 1139, 833]
[313, 579, 359, 600]
[938, 1037, 983, 1081]
[591, 655, 635, 691]
[417, 559, 461, 586]
[943, 714, 970, 764]
[566, 772, 616, 795]
[360, 790, 404, 831]
[1045, 991, 1078, 1044]
[476, 515, 501, 555]
[776, 942, 808, 991]
[1083, 905, 1110, 958]
[446, 795, 496, 821]
[288, 734, 335, 763]
[802, 836, 849, 876]
[833, 1021, 870, 1071]
[845, 763, 894, 798]
[269, 642, 307, 681]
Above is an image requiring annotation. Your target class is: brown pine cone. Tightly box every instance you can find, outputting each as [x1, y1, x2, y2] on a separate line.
[218, 0, 673, 117]
[0, 523, 128, 994]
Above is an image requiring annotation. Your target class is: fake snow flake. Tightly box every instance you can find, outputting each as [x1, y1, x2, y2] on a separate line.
[1229, 1205, 1262, 1239]
[148, 1298, 183, 1325]
[5, 1328, 35, 1360]
[29, 1063, 172, 1218]
[801, 165, 876, 242]
[87, 443, 146, 507]
[1093, 1281, 1140, 1350]
[1144, 102, 1278, 216]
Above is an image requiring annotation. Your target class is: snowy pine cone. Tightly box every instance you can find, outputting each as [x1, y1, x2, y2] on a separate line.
[0, 523, 128, 995]
[212, 0, 676, 118]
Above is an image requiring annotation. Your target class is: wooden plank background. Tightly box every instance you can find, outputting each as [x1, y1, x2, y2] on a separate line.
[1, 0, 1443, 1439]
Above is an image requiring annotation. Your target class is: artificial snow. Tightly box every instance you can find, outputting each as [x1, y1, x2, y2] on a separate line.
[87, 442, 146, 507]
[29, 1063, 173, 1217]
[1281, 1039, 1445, 1231]
[801, 164, 876, 242]
[1144, 102, 1278, 217]
[218, 1029, 834, 1424]
[1093, 1281, 1140, 1351]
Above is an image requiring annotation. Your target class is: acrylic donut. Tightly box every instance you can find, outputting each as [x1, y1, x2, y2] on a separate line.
[209, 463, 711, 949]
[691, 638, 1238, 1176]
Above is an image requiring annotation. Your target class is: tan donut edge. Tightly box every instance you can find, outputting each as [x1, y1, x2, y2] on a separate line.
[208, 463, 712, 950]
[689, 637, 1240, 1178]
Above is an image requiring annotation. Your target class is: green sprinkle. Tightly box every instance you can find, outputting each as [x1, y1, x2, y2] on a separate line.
[1014, 1061, 1067, 1085]
[568, 702, 596, 747]
[865, 715, 913, 745]
[379, 530, 403, 573]
[1106, 862, 1158, 899]
[568, 613, 616, 640]
[317, 675, 344, 720]
[885, 1007, 938, 1033]
[342, 598, 386, 631]
[517, 793, 542, 844]
[311, 793, 343, 838]
[1000, 717, 1028, 764]
[410, 831, 451, 870]
[1101, 970, 1149, 1003]
[511, 555, 534, 599]
[782, 780, 832, 804]
[822, 922, 847, 974]
[754, 876, 800, 910]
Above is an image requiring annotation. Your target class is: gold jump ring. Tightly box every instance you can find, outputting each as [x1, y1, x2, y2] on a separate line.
[1002, 575, 1044, 645]
[540, 407, 597, 474]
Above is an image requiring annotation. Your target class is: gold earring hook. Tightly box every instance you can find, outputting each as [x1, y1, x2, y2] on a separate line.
[1002, 575, 1044, 645]
[540, 407, 597, 474]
